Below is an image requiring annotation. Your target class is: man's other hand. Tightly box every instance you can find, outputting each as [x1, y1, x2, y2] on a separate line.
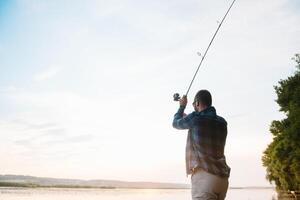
[179, 95, 187, 107]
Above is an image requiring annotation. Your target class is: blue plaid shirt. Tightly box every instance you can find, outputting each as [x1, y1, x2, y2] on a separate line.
[172, 106, 230, 178]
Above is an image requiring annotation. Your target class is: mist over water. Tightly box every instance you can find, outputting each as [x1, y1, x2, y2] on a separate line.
[0, 188, 277, 200]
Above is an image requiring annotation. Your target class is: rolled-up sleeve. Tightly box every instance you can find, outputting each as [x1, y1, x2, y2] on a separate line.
[172, 106, 195, 130]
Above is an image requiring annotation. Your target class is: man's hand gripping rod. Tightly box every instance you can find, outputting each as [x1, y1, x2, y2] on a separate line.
[173, 0, 236, 101]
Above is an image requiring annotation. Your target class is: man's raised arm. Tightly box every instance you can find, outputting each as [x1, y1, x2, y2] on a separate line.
[172, 95, 194, 130]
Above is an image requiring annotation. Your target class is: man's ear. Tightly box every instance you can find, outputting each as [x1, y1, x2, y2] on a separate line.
[196, 101, 200, 107]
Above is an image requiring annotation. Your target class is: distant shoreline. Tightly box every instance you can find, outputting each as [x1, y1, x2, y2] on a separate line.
[0, 182, 189, 189]
[0, 174, 190, 189]
[0, 174, 274, 190]
[0, 182, 116, 189]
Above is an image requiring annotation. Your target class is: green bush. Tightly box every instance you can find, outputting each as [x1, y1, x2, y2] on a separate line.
[262, 54, 300, 192]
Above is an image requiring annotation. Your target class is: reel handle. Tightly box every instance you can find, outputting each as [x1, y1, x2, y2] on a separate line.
[173, 93, 181, 101]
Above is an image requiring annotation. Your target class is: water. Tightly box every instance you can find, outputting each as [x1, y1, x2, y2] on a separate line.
[0, 187, 277, 200]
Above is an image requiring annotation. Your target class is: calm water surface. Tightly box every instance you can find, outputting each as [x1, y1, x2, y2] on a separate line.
[0, 187, 277, 200]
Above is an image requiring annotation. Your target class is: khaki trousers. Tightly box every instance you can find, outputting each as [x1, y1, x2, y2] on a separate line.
[191, 168, 229, 200]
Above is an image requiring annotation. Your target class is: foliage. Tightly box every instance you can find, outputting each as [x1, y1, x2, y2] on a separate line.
[262, 54, 300, 192]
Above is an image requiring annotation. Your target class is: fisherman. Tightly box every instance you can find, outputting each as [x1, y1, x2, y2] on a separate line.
[172, 90, 230, 200]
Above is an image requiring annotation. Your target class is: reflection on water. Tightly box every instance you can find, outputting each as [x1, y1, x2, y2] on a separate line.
[0, 187, 277, 200]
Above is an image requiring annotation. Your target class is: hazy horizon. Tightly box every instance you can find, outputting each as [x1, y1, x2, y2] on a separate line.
[0, 174, 276, 188]
[0, 0, 299, 187]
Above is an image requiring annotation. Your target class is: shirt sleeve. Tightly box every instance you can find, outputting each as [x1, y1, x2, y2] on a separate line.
[172, 106, 195, 130]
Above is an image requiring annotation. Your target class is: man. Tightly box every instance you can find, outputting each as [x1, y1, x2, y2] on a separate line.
[172, 90, 230, 200]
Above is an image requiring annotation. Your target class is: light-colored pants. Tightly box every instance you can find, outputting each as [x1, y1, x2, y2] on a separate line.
[191, 168, 229, 200]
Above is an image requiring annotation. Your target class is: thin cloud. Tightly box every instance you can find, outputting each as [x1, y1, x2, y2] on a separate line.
[227, 113, 247, 119]
[0, 85, 17, 93]
[41, 128, 66, 137]
[45, 134, 95, 145]
[33, 67, 61, 81]
[10, 119, 59, 131]
[67, 134, 95, 143]
[13, 127, 67, 147]
[14, 139, 32, 146]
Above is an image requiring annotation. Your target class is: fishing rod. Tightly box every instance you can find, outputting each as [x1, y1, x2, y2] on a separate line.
[173, 0, 237, 101]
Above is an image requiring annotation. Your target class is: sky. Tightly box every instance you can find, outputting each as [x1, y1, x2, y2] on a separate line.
[0, 0, 299, 187]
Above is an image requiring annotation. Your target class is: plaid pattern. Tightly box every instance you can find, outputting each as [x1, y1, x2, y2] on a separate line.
[173, 106, 231, 178]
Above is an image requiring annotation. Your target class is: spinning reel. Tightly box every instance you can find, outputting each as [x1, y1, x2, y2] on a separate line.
[173, 93, 181, 101]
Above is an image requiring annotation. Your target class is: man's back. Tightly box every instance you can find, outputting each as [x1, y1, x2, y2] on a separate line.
[192, 113, 227, 158]
[173, 106, 230, 177]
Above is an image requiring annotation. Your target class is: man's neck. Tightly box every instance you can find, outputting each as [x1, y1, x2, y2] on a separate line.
[198, 106, 208, 112]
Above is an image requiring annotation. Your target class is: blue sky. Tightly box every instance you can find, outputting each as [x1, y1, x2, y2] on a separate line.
[0, 0, 299, 186]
